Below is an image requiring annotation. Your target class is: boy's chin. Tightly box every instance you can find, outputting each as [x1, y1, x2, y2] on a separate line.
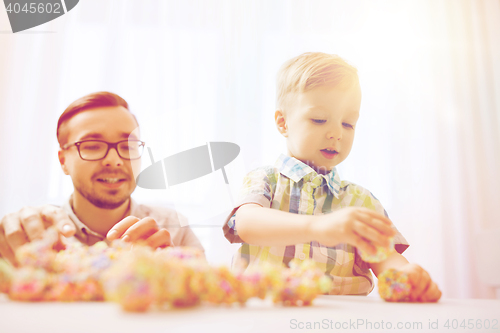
[308, 161, 335, 175]
[313, 165, 334, 175]
[292, 155, 336, 174]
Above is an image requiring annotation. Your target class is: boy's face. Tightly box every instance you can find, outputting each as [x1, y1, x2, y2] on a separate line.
[276, 84, 361, 174]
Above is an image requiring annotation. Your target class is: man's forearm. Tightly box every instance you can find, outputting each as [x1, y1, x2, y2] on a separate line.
[235, 204, 315, 246]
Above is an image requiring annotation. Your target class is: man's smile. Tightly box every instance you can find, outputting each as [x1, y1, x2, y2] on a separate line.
[94, 172, 130, 189]
[97, 177, 127, 184]
[96, 178, 127, 189]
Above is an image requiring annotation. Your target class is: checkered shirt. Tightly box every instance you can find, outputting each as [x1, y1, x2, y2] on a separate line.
[223, 154, 409, 295]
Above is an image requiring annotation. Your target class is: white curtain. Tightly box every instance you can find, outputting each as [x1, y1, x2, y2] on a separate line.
[0, 0, 498, 299]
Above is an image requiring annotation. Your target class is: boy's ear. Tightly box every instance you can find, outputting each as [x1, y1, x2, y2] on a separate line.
[58, 150, 70, 175]
[275, 110, 288, 137]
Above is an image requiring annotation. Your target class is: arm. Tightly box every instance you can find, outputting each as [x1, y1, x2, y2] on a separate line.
[107, 216, 172, 248]
[369, 251, 409, 277]
[179, 227, 205, 252]
[370, 252, 442, 302]
[236, 203, 396, 254]
[236, 203, 315, 246]
[0, 205, 75, 265]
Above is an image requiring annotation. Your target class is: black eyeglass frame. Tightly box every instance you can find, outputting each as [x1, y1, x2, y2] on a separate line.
[62, 140, 146, 161]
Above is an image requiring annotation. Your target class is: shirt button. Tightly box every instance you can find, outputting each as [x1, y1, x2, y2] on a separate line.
[298, 253, 306, 260]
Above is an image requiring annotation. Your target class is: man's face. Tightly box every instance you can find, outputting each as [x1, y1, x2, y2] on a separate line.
[278, 84, 361, 174]
[58, 106, 141, 209]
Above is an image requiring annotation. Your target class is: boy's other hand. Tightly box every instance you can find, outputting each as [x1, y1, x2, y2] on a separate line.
[107, 216, 172, 249]
[0, 205, 76, 265]
[310, 207, 396, 255]
[401, 263, 442, 302]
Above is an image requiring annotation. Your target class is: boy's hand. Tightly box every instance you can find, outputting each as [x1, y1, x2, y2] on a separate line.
[309, 207, 396, 255]
[107, 216, 172, 249]
[400, 263, 442, 302]
[0, 205, 76, 265]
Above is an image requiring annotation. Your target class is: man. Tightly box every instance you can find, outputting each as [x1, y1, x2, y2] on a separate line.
[0, 92, 203, 265]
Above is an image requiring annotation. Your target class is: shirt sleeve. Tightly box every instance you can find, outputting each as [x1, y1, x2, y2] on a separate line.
[169, 210, 204, 252]
[222, 167, 274, 244]
[352, 185, 409, 254]
[134, 203, 205, 252]
[177, 226, 205, 253]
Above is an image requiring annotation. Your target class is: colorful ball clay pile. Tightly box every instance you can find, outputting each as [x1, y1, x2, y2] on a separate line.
[357, 236, 396, 263]
[95, 246, 332, 311]
[355, 234, 414, 302]
[7, 228, 128, 302]
[0, 228, 332, 311]
[377, 268, 412, 302]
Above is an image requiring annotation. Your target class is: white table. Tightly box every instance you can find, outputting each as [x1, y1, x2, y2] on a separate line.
[1, 294, 499, 333]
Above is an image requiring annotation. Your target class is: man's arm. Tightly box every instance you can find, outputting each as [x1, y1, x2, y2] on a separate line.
[0, 205, 75, 265]
[178, 227, 204, 252]
[107, 216, 172, 248]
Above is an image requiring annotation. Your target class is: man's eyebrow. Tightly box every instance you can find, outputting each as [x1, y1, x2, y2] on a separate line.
[79, 132, 103, 140]
[78, 132, 139, 141]
[127, 133, 139, 140]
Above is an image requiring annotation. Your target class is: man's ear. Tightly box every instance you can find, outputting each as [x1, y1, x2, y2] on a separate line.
[58, 150, 70, 175]
[275, 110, 288, 137]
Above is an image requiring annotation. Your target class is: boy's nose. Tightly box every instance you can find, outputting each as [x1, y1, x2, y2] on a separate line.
[326, 127, 342, 140]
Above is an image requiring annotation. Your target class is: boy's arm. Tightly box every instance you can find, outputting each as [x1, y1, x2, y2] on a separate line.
[235, 203, 315, 246]
[236, 203, 395, 255]
[369, 252, 409, 277]
[370, 252, 442, 302]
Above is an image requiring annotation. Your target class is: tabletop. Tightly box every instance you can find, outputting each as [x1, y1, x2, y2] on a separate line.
[1, 294, 499, 333]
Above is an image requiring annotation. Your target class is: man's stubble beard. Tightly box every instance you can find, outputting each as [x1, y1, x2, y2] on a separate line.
[74, 180, 132, 209]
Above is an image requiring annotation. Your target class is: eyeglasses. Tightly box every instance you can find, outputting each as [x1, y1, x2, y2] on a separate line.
[62, 140, 146, 161]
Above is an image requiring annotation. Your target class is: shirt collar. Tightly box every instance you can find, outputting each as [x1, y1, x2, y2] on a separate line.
[63, 194, 136, 245]
[275, 153, 341, 198]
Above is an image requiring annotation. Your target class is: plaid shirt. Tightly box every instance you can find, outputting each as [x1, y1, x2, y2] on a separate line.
[223, 154, 409, 295]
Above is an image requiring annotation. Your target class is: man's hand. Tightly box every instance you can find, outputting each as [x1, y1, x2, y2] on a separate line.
[309, 207, 396, 255]
[400, 263, 442, 302]
[106, 216, 172, 249]
[0, 205, 76, 265]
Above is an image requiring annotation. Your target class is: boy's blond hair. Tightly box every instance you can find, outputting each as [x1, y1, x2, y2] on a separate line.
[276, 52, 359, 110]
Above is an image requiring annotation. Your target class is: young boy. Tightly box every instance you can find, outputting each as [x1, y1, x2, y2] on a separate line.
[223, 52, 441, 302]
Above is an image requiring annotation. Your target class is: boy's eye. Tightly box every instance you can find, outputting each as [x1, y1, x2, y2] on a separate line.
[343, 122, 354, 129]
[312, 119, 326, 124]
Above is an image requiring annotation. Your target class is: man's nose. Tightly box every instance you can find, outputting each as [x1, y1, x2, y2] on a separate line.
[101, 147, 123, 166]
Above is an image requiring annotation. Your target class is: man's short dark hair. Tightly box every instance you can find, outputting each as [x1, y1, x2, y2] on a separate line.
[57, 91, 138, 147]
